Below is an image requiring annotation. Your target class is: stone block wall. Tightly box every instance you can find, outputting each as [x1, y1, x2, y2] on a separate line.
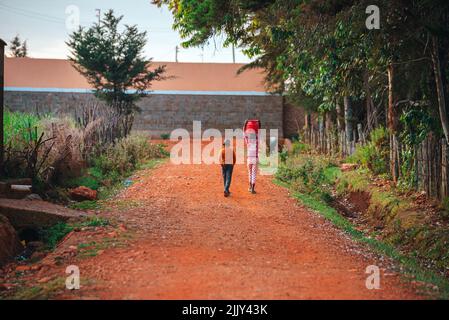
[4, 91, 284, 138]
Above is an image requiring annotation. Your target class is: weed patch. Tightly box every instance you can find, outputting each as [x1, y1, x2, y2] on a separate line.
[4, 277, 66, 300]
[40, 223, 74, 250]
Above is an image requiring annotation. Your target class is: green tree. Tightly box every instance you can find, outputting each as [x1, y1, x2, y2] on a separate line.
[67, 9, 166, 135]
[9, 35, 27, 57]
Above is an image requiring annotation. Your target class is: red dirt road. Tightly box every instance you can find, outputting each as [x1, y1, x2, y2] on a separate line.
[53, 160, 421, 300]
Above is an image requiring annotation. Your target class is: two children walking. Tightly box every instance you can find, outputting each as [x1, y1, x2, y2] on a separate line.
[220, 120, 261, 197]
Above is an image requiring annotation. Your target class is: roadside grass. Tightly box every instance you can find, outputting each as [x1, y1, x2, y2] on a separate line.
[76, 235, 130, 259]
[274, 178, 449, 299]
[76, 215, 110, 228]
[334, 168, 449, 274]
[38, 216, 111, 250]
[69, 200, 102, 211]
[5, 277, 66, 300]
[40, 216, 111, 250]
[138, 158, 164, 170]
[69, 158, 165, 211]
[2, 276, 97, 300]
[40, 223, 75, 250]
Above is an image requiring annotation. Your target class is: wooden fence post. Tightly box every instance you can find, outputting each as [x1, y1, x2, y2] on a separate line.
[357, 123, 366, 145]
[442, 138, 448, 199]
[0, 38, 6, 175]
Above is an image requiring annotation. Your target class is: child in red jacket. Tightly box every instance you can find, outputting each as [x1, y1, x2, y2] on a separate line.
[220, 139, 236, 197]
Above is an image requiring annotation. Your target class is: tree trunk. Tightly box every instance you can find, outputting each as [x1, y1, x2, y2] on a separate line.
[304, 113, 312, 144]
[336, 101, 344, 131]
[442, 138, 448, 199]
[388, 63, 399, 183]
[357, 123, 365, 145]
[344, 96, 353, 154]
[364, 71, 377, 132]
[319, 113, 325, 153]
[336, 101, 344, 155]
[430, 35, 449, 144]
[326, 109, 336, 154]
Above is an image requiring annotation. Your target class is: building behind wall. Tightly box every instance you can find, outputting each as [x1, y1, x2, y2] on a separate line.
[4, 58, 304, 139]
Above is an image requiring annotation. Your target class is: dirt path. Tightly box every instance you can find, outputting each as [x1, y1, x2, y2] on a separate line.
[44, 158, 420, 300]
[1, 154, 423, 299]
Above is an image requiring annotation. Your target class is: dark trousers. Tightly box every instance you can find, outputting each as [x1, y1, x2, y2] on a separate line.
[221, 164, 234, 193]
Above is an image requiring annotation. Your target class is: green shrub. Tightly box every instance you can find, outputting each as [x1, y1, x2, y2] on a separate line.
[3, 109, 41, 147]
[279, 148, 289, 163]
[347, 126, 388, 175]
[160, 133, 170, 140]
[276, 165, 303, 183]
[40, 223, 74, 249]
[88, 167, 104, 180]
[149, 143, 170, 158]
[335, 169, 371, 195]
[2, 110, 47, 179]
[69, 200, 101, 211]
[323, 166, 341, 182]
[276, 155, 337, 201]
[81, 215, 110, 227]
[287, 133, 300, 141]
[291, 141, 310, 155]
[66, 175, 101, 190]
[94, 134, 167, 182]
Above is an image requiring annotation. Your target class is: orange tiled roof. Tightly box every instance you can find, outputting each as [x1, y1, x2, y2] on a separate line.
[4, 57, 267, 93]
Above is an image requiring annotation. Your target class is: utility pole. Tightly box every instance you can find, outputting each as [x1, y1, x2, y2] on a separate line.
[200, 47, 204, 63]
[175, 45, 179, 63]
[232, 43, 236, 64]
[95, 9, 101, 24]
[0, 38, 6, 174]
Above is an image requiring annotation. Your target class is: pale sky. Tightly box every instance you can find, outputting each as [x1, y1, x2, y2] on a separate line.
[0, 0, 251, 63]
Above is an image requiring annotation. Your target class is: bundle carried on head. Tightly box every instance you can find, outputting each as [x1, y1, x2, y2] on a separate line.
[244, 119, 260, 135]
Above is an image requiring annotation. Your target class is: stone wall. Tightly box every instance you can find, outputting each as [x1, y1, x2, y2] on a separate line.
[4, 91, 284, 138]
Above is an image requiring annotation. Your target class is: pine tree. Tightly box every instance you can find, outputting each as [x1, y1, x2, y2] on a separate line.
[9, 35, 28, 57]
[67, 9, 166, 135]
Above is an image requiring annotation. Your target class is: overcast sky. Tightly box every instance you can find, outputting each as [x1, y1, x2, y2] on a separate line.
[0, 0, 251, 63]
